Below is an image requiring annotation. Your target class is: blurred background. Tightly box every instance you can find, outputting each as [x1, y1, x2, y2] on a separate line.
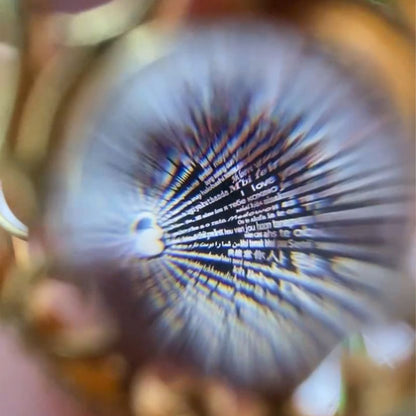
[0, 1, 414, 415]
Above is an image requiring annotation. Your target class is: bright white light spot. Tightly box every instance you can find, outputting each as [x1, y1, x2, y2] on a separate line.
[363, 322, 415, 368]
[293, 349, 342, 416]
[134, 213, 164, 258]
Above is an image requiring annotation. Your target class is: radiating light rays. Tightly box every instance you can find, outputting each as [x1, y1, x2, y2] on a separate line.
[132, 249, 339, 384]
[155, 109, 269, 220]
[138, 239, 374, 346]
[125, 82, 406, 384]
[151, 257, 323, 351]
[153, 110, 402, 239]
[48, 24, 413, 391]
